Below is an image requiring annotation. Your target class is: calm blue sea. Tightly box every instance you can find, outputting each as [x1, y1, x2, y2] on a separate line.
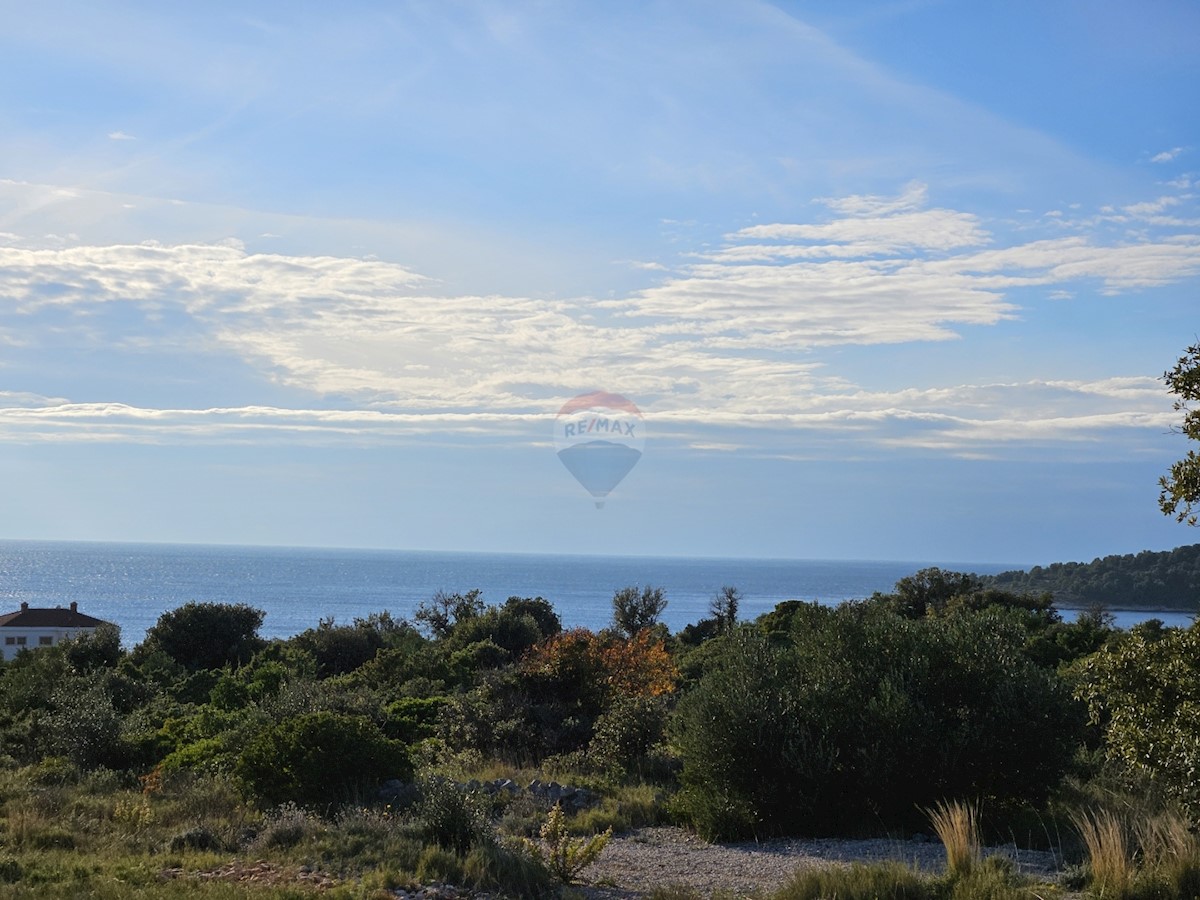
[0, 541, 1190, 645]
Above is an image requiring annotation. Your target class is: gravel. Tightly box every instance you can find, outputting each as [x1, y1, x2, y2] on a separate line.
[574, 826, 1065, 898]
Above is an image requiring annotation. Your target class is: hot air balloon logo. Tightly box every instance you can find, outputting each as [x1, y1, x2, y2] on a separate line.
[554, 391, 645, 508]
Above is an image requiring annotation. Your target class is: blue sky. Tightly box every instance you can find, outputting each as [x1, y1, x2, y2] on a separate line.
[1, 0, 1198, 564]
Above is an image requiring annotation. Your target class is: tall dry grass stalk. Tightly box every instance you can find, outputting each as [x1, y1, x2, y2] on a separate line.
[1073, 808, 1132, 899]
[1136, 811, 1198, 868]
[926, 799, 981, 878]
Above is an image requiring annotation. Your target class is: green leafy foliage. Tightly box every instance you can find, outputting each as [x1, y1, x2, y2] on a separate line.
[1074, 624, 1200, 817]
[1161, 341, 1200, 526]
[414, 589, 485, 639]
[587, 695, 671, 780]
[234, 711, 411, 806]
[522, 802, 612, 883]
[612, 584, 668, 637]
[412, 775, 492, 853]
[62, 623, 123, 672]
[671, 603, 1083, 839]
[138, 602, 265, 672]
[385, 695, 449, 742]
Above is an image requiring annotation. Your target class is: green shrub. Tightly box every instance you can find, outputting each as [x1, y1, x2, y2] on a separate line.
[0, 857, 22, 884]
[166, 825, 225, 852]
[235, 711, 411, 807]
[672, 604, 1082, 839]
[412, 775, 492, 854]
[27, 755, 78, 786]
[1074, 626, 1200, 818]
[138, 601, 265, 672]
[587, 695, 670, 780]
[159, 735, 240, 776]
[522, 803, 611, 883]
[670, 628, 836, 839]
[385, 696, 448, 743]
[445, 606, 544, 658]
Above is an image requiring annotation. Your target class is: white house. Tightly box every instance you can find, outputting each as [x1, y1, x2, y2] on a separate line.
[0, 602, 111, 661]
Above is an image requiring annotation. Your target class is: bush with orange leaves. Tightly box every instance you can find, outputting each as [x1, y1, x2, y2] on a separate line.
[438, 628, 678, 765]
[520, 628, 677, 716]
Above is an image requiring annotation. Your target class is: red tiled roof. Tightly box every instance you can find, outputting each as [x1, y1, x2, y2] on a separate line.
[0, 606, 109, 628]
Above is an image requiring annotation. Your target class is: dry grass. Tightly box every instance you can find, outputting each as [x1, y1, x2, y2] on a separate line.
[1073, 808, 1133, 899]
[1135, 812, 1197, 869]
[926, 799, 981, 878]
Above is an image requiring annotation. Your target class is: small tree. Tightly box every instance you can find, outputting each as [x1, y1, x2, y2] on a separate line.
[141, 602, 265, 672]
[709, 585, 740, 631]
[886, 568, 982, 618]
[1160, 341, 1200, 525]
[414, 589, 484, 639]
[611, 585, 667, 637]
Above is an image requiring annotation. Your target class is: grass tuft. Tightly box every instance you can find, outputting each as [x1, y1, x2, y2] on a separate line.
[1073, 808, 1133, 899]
[926, 799, 981, 878]
[773, 861, 930, 900]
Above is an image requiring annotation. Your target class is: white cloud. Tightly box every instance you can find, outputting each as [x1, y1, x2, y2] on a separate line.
[0, 183, 1195, 459]
[106, 130, 137, 141]
[1124, 196, 1181, 217]
[0, 378, 1172, 460]
[1152, 147, 1185, 163]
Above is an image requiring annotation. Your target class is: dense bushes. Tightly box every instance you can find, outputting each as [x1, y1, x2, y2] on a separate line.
[234, 711, 411, 806]
[671, 603, 1084, 839]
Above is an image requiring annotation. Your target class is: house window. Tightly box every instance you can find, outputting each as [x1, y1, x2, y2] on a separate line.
[3, 637, 13, 645]
[15, 637, 26, 645]
[39, 636, 52, 646]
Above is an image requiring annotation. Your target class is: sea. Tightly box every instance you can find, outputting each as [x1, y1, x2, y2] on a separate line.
[0, 540, 1191, 646]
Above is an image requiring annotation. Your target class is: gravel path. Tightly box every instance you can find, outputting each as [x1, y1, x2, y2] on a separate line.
[575, 827, 1065, 898]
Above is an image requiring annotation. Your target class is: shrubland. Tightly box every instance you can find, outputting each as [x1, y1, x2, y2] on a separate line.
[0, 573, 1196, 898]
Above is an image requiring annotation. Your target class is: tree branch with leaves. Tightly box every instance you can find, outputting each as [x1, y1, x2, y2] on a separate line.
[1159, 341, 1200, 526]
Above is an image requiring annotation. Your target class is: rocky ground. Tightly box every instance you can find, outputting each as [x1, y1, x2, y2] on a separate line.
[574, 826, 1066, 898]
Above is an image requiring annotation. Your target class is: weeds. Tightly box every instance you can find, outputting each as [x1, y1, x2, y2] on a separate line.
[523, 802, 612, 883]
[251, 801, 323, 850]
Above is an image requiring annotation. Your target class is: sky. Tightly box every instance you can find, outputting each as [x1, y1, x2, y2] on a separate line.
[0, 0, 1198, 565]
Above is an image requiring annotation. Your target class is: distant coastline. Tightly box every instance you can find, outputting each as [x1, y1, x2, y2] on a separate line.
[980, 543, 1200, 612]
